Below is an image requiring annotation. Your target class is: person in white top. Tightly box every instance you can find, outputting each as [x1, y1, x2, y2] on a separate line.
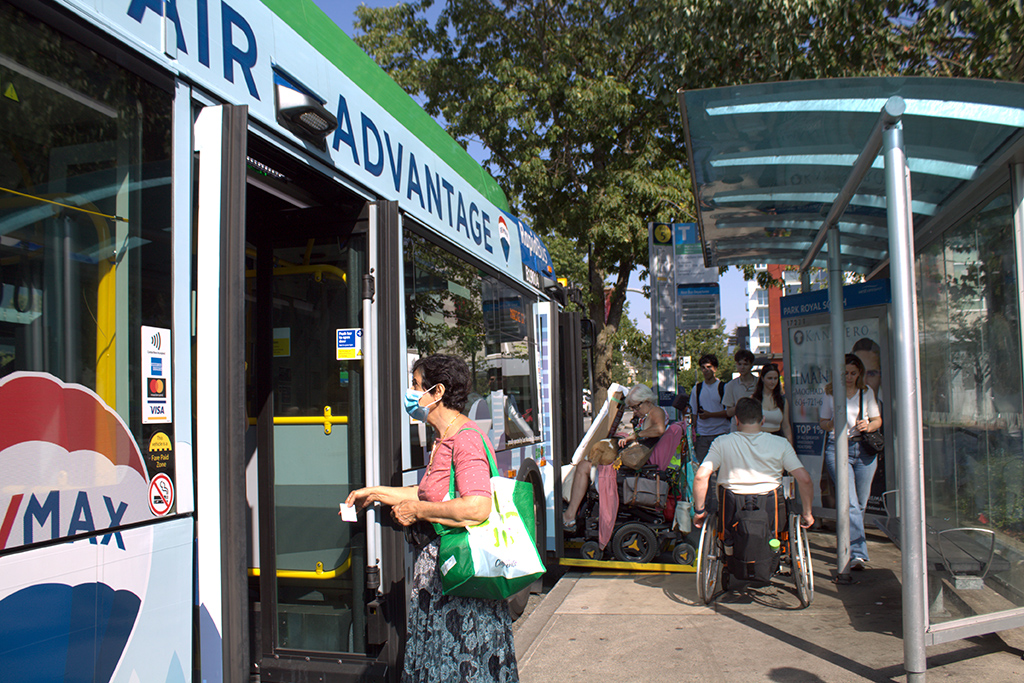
[752, 363, 793, 445]
[688, 354, 730, 464]
[692, 397, 814, 530]
[818, 353, 882, 570]
[723, 349, 758, 432]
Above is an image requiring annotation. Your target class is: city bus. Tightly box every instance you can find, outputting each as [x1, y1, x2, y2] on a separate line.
[0, 1, 587, 681]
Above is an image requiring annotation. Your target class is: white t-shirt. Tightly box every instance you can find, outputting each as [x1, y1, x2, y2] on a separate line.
[700, 431, 805, 494]
[819, 387, 881, 438]
[689, 379, 730, 436]
[723, 375, 758, 432]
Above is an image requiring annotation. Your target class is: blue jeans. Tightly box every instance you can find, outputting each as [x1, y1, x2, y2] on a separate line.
[824, 438, 877, 561]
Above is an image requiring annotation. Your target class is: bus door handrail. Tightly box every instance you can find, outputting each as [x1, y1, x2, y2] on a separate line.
[247, 553, 352, 580]
[247, 406, 348, 434]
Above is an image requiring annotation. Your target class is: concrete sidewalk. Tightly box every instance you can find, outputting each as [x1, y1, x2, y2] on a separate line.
[514, 530, 1023, 682]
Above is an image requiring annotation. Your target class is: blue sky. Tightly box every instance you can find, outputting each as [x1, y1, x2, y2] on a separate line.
[309, 0, 748, 335]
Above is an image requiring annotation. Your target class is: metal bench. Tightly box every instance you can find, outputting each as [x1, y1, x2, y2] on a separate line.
[875, 490, 1009, 590]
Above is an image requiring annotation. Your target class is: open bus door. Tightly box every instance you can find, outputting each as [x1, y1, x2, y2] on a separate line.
[243, 146, 392, 680]
[194, 105, 392, 682]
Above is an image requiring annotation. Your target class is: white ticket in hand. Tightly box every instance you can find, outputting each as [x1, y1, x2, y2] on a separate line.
[339, 503, 358, 522]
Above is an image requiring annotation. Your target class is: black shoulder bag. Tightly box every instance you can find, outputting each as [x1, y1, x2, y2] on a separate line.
[857, 390, 885, 455]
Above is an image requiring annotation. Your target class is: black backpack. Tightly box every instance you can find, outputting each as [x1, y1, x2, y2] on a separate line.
[724, 489, 784, 586]
[695, 380, 725, 411]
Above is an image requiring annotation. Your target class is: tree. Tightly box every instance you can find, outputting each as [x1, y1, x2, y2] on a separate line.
[352, 0, 1024, 403]
[355, 0, 694, 405]
[676, 325, 735, 396]
[609, 308, 651, 387]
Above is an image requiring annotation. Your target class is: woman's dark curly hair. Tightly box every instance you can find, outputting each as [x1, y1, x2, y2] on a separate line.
[412, 354, 471, 412]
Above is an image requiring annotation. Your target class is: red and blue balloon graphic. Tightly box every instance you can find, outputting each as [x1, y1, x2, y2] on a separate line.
[0, 372, 157, 682]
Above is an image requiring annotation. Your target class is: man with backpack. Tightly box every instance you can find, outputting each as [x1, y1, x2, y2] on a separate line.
[688, 353, 730, 464]
[692, 397, 815, 582]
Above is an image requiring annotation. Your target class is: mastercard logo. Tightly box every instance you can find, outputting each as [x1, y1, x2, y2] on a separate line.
[148, 378, 166, 397]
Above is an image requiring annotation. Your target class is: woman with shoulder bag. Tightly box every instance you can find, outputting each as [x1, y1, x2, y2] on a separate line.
[818, 354, 882, 570]
[346, 354, 519, 682]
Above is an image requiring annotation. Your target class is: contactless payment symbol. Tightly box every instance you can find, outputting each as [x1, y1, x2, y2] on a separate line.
[148, 473, 174, 516]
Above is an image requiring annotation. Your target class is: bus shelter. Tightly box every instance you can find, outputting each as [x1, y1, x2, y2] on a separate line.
[678, 77, 1024, 681]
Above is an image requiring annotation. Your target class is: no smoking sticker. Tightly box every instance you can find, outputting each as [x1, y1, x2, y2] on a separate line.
[149, 473, 174, 516]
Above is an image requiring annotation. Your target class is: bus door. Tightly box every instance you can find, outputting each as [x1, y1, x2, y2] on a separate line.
[243, 141, 383, 680]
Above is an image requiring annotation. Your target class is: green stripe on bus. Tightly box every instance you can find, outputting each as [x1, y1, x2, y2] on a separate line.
[259, 0, 510, 212]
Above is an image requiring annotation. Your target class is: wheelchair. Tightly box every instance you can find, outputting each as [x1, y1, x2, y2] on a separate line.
[570, 462, 696, 566]
[695, 483, 814, 607]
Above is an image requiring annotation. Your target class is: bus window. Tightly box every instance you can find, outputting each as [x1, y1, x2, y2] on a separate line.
[0, 2, 173, 548]
[403, 229, 540, 456]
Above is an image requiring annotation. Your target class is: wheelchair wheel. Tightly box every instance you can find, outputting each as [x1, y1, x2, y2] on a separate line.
[695, 512, 722, 604]
[611, 523, 658, 564]
[788, 513, 814, 607]
[580, 540, 602, 561]
[672, 541, 696, 566]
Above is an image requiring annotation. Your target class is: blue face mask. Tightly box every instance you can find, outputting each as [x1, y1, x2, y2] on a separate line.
[404, 384, 440, 421]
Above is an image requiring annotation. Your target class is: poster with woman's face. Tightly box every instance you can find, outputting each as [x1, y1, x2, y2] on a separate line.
[787, 318, 885, 509]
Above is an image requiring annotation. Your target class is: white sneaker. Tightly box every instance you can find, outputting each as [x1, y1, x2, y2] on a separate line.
[850, 557, 867, 571]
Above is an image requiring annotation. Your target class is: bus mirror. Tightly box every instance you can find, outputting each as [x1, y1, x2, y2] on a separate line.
[580, 319, 596, 350]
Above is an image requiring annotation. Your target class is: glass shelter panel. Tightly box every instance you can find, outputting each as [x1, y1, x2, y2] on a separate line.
[403, 230, 540, 458]
[917, 187, 1024, 623]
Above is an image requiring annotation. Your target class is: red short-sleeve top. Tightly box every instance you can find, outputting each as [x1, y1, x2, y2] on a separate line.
[418, 423, 494, 503]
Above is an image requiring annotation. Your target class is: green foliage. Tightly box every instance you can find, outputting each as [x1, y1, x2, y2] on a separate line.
[676, 324, 735, 394]
[354, 0, 693, 400]
[352, 0, 1024, 399]
[609, 310, 652, 387]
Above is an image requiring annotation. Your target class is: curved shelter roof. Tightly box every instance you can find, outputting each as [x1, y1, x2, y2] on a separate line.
[678, 77, 1024, 274]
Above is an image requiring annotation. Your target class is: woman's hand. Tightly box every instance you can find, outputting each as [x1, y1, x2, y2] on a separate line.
[345, 485, 418, 511]
[855, 418, 871, 433]
[391, 499, 421, 527]
[346, 487, 376, 510]
[618, 436, 632, 448]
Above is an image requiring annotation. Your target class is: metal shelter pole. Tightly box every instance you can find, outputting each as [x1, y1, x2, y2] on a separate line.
[827, 227, 851, 580]
[883, 120, 928, 681]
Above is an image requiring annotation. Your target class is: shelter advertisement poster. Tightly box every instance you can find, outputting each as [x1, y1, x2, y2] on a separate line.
[782, 281, 891, 514]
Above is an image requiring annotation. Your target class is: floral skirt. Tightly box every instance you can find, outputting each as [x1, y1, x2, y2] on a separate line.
[403, 539, 519, 683]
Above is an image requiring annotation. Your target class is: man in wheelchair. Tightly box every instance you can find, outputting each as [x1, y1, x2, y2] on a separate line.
[692, 397, 814, 586]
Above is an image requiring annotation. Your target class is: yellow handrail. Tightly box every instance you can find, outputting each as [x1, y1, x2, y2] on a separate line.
[0, 188, 117, 407]
[248, 553, 352, 580]
[243, 264, 347, 283]
[247, 406, 348, 434]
